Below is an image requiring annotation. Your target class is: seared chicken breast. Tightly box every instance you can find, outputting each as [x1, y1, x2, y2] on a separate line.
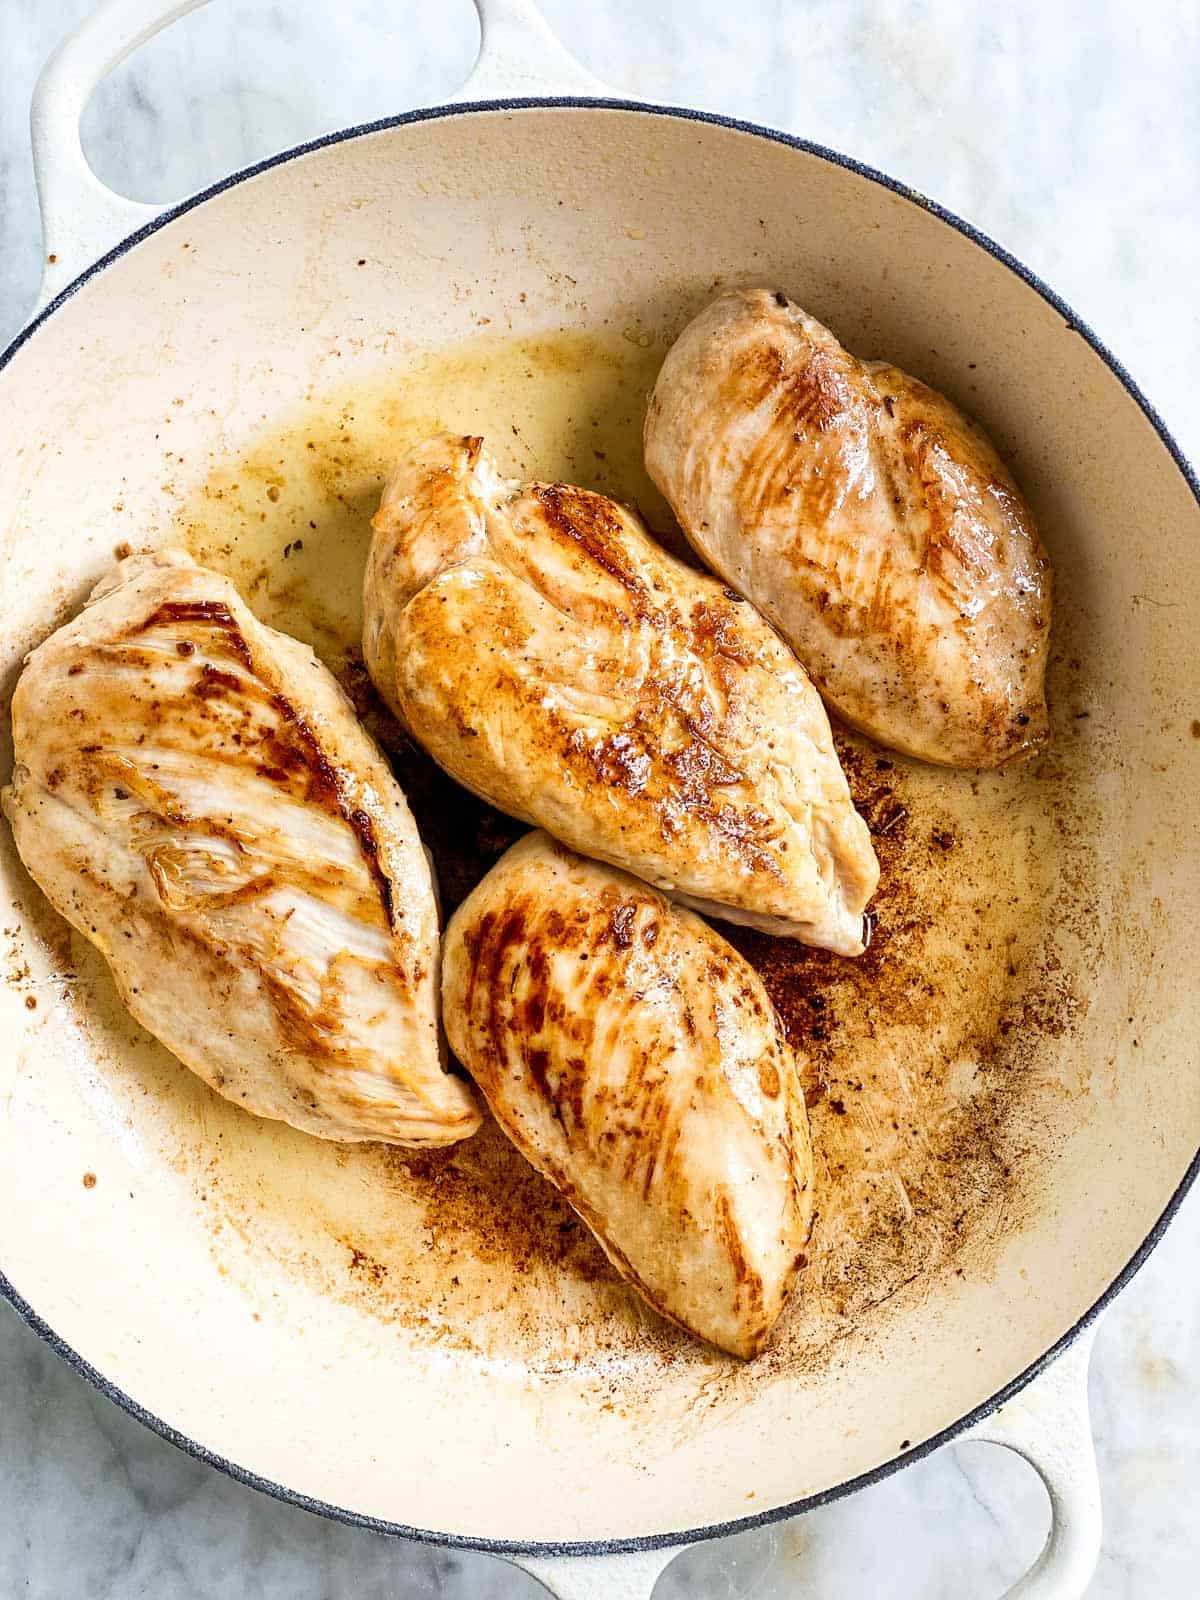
[644, 287, 1052, 768]
[3, 550, 480, 1147]
[364, 432, 878, 956]
[442, 831, 814, 1357]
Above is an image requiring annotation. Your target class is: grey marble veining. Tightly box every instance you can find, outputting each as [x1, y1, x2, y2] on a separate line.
[1, 2, 1198, 1596]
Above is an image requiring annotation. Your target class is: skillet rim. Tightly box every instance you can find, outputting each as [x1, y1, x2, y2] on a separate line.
[1, 94, 1198, 1558]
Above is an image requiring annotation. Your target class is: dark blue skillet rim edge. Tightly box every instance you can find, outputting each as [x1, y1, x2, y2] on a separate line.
[1, 94, 1198, 1560]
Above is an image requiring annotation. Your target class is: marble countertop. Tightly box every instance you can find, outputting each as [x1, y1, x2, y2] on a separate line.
[2, 2, 1198, 1595]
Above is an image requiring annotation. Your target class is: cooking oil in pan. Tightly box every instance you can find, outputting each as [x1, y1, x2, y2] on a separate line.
[180, 328, 678, 662]
[98, 328, 1098, 1378]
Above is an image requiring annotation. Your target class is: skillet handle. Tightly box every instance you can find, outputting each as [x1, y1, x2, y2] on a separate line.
[28, 0, 604, 318]
[464, 0, 608, 100]
[504, 1546, 683, 1599]
[501, 1328, 1101, 1600]
[30, 0, 209, 315]
[967, 1324, 1102, 1600]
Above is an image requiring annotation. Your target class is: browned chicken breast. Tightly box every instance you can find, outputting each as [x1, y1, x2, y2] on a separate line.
[644, 287, 1053, 768]
[442, 831, 814, 1357]
[364, 432, 878, 956]
[3, 550, 480, 1147]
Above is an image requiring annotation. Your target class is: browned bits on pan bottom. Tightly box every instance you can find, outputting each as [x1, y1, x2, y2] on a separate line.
[347, 1245, 388, 1285]
[723, 735, 919, 1076]
[378, 1123, 614, 1284]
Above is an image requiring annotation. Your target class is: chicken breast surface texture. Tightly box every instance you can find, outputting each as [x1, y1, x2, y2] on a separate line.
[644, 287, 1053, 769]
[442, 831, 814, 1358]
[3, 550, 480, 1147]
[364, 431, 878, 956]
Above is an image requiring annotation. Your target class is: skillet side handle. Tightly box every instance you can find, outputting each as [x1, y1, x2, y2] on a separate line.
[464, 0, 609, 101]
[503, 1545, 682, 1599]
[969, 1323, 1102, 1600]
[29, 0, 212, 316]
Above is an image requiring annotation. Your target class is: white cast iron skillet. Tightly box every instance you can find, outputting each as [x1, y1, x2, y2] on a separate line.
[2, 3, 1198, 1596]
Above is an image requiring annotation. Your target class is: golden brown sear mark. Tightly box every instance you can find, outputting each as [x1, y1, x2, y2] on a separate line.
[133, 602, 396, 927]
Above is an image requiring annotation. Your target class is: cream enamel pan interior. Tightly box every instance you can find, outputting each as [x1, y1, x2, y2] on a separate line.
[2, 97, 1199, 1554]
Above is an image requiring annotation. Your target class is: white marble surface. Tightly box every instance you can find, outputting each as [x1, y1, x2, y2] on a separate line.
[1, 1, 1198, 1595]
